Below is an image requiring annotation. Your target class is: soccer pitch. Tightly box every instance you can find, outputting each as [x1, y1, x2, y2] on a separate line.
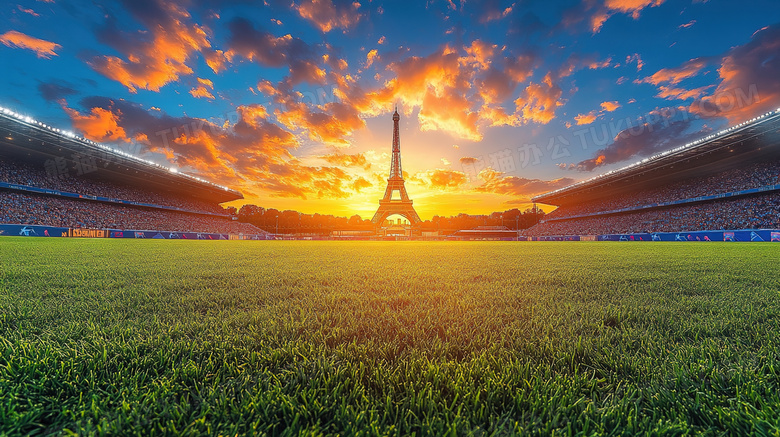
[1, 239, 778, 435]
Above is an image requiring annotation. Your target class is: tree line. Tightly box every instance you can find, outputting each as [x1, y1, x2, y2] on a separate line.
[235, 204, 545, 235]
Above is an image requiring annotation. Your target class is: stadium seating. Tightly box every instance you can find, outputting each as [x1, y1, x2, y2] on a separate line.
[0, 156, 267, 235]
[543, 161, 780, 221]
[524, 157, 780, 236]
[0, 160, 226, 215]
[525, 192, 780, 236]
[0, 191, 263, 234]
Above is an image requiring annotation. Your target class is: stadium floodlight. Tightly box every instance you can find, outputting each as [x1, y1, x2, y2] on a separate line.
[3, 105, 242, 195]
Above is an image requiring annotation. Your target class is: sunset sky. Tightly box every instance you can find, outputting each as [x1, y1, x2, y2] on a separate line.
[1, 0, 779, 218]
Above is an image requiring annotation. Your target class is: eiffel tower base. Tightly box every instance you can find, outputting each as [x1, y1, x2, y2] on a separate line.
[371, 200, 421, 226]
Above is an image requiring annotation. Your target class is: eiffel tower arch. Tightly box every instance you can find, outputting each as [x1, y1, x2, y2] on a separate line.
[371, 109, 422, 226]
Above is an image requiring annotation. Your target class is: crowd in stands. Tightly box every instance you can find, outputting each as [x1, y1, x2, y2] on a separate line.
[0, 191, 265, 235]
[524, 192, 780, 236]
[546, 160, 780, 221]
[0, 159, 227, 215]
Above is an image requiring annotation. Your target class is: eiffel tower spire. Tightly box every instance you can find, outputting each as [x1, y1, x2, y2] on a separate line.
[371, 109, 422, 225]
[390, 107, 402, 179]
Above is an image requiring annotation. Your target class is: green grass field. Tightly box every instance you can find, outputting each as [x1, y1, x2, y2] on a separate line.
[1, 239, 779, 436]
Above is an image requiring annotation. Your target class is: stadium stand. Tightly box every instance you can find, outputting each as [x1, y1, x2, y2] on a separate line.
[526, 109, 780, 238]
[542, 161, 780, 221]
[0, 160, 227, 215]
[0, 106, 268, 238]
[0, 191, 264, 234]
[526, 193, 780, 236]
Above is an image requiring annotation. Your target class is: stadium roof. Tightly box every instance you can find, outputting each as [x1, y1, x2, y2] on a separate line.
[533, 107, 780, 206]
[0, 106, 243, 203]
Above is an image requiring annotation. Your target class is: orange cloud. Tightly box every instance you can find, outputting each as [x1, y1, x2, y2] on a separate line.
[87, 1, 214, 92]
[479, 105, 520, 128]
[204, 50, 229, 74]
[590, 0, 665, 33]
[316, 41, 543, 142]
[641, 58, 709, 85]
[573, 110, 707, 171]
[475, 169, 575, 200]
[479, 2, 513, 23]
[604, 0, 665, 19]
[588, 58, 612, 69]
[61, 98, 368, 200]
[0, 30, 60, 58]
[418, 90, 482, 141]
[590, 11, 610, 33]
[505, 54, 536, 83]
[225, 18, 326, 85]
[351, 176, 372, 192]
[256, 79, 279, 96]
[319, 153, 371, 169]
[574, 111, 600, 125]
[514, 81, 563, 125]
[679, 20, 696, 29]
[413, 169, 469, 190]
[275, 99, 365, 147]
[553, 53, 610, 81]
[600, 101, 621, 111]
[62, 105, 129, 143]
[295, 0, 362, 33]
[189, 78, 215, 99]
[379, 46, 462, 109]
[656, 85, 712, 100]
[250, 38, 531, 147]
[365, 48, 378, 68]
[338, 45, 486, 139]
[693, 24, 780, 122]
[18, 6, 39, 17]
[626, 53, 644, 71]
[573, 101, 620, 126]
[463, 39, 497, 70]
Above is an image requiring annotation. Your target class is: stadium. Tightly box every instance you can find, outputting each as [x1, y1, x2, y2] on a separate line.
[2, 104, 779, 242]
[0, 106, 269, 240]
[5, 1, 780, 433]
[524, 109, 780, 242]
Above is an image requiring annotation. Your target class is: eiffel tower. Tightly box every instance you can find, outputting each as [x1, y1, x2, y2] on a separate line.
[371, 109, 422, 225]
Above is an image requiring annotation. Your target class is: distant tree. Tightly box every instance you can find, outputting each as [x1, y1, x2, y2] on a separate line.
[238, 204, 264, 222]
[234, 204, 547, 234]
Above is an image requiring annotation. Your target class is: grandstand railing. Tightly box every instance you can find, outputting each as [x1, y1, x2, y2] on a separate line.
[527, 229, 780, 242]
[0, 181, 232, 218]
[541, 184, 780, 223]
[0, 223, 271, 240]
[4, 223, 777, 242]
